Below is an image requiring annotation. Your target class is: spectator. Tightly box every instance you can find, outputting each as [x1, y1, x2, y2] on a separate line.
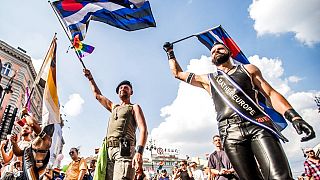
[304, 148, 320, 180]
[189, 162, 204, 180]
[172, 160, 193, 180]
[65, 148, 87, 180]
[158, 169, 170, 180]
[208, 135, 238, 180]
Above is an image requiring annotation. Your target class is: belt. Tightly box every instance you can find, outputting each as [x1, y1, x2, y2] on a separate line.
[106, 139, 120, 148]
[218, 116, 243, 127]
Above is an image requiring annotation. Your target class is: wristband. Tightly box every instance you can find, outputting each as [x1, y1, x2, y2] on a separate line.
[88, 78, 93, 81]
[167, 51, 175, 59]
[136, 145, 144, 154]
[284, 109, 302, 122]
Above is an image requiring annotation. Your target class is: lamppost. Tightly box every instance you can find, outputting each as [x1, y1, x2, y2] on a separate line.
[146, 138, 156, 170]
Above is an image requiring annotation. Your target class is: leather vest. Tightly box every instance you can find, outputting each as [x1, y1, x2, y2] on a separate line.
[211, 65, 259, 122]
[106, 104, 137, 143]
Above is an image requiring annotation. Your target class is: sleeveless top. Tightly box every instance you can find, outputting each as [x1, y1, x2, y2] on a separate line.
[106, 104, 137, 143]
[210, 65, 260, 122]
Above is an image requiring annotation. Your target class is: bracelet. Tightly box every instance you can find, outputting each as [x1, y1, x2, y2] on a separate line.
[284, 109, 302, 122]
[167, 51, 175, 59]
[88, 78, 93, 81]
[136, 145, 144, 154]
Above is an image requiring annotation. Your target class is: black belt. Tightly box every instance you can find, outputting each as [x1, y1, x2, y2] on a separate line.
[218, 116, 243, 127]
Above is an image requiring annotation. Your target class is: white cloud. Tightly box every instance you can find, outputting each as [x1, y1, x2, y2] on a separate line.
[151, 56, 217, 158]
[63, 93, 85, 117]
[152, 55, 320, 176]
[248, 0, 320, 46]
[288, 76, 302, 83]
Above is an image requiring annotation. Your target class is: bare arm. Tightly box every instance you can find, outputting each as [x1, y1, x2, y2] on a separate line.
[245, 64, 294, 116]
[10, 135, 23, 156]
[0, 140, 14, 163]
[132, 104, 148, 171]
[78, 169, 86, 180]
[164, 42, 210, 92]
[83, 69, 113, 112]
[246, 64, 315, 141]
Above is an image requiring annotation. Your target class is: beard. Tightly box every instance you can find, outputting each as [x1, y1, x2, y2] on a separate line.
[213, 52, 230, 65]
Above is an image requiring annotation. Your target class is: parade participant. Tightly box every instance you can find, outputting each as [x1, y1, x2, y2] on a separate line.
[208, 135, 237, 180]
[163, 41, 315, 180]
[0, 123, 32, 178]
[11, 108, 53, 179]
[83, 69, 148, 179]
[304, 148, 320, 180]
[65, 148, 87, 180]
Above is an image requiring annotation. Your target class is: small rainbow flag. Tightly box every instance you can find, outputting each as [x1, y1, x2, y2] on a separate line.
[73, 34, 94, 58]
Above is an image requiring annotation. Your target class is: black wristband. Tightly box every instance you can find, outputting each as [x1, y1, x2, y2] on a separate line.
[167, 51, 175, 59]
[88, 77, 93, 81]
[136, 145, 144, 154]
[284, 109, 302, 122]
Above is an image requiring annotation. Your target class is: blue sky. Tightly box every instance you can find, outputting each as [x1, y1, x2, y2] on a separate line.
[1, 0, 320, 177]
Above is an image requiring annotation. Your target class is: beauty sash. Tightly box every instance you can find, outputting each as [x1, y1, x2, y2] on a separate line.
[208, 70, 288, 142]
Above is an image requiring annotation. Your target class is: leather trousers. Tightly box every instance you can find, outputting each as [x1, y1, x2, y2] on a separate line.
[218, 120, 293, 180]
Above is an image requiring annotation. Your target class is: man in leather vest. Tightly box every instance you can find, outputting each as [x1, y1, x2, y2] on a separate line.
[163, 42, 315, 180]
[84, 69, 148, 180]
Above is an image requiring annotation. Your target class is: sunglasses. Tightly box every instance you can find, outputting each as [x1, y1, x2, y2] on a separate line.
[179, 164, 186, 166]
[306, 151, 314, 153]
[69, 151, 75, 155]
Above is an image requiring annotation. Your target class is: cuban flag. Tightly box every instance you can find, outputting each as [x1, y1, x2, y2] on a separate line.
[197, 25, 287, 131]
[53, 0, 156, 40]
[196, 25, 249, 64]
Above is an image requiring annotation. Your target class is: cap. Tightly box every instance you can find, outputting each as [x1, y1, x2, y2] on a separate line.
[116, 80, 132, 94]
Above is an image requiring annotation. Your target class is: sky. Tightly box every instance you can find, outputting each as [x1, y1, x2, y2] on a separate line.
[1, 0, 320, 177]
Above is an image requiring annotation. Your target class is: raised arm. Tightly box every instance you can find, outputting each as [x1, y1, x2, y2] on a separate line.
[163, 42, 210, 92]
[246, 64, 315, 141]
[132, 104, 148, 172]
[83, 69, 113, 112]
[0, 140, 14, 163]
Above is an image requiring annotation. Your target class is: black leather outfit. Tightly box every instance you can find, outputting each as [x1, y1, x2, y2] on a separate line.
[211, 65, 293, 180]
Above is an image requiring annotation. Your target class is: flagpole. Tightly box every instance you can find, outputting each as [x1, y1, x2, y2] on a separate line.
[171, 25, 221, 44]
[48, 0, 87, 69]
[24, 33, 57, 108]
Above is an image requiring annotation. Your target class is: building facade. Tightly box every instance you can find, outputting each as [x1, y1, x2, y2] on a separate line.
[0, 40, 43, 123]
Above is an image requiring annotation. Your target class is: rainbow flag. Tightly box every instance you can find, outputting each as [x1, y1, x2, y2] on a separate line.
[73, 35, 95, 58]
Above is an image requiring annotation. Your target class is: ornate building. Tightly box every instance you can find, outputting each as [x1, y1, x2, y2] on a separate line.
[0, 40, 43, 123]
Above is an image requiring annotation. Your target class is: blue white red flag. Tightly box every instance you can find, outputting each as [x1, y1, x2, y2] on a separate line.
[196, 25, 249, 64]
[53, 0, 156, 40]
[197, 25, 287, 131]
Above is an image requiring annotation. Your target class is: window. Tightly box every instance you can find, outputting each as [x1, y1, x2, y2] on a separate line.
[1, 62, 12, 76]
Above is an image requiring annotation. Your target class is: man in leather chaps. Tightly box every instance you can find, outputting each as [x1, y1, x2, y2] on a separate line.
[163, 41, 316, 180]
[11, 108, 53, 180]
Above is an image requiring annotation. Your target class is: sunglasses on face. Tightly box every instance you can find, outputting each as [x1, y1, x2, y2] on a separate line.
[180, 164, 186, 166]
[306, 151, 314, 153]
[69, 151, 75, 155]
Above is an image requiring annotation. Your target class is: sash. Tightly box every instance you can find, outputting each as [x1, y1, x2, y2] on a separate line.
[208, 70, 288, 142]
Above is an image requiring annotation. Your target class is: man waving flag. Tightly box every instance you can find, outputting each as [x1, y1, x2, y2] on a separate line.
[53, 0, 157, 40]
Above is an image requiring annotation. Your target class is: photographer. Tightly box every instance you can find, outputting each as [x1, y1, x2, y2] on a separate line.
[172, 160, 193, 180]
